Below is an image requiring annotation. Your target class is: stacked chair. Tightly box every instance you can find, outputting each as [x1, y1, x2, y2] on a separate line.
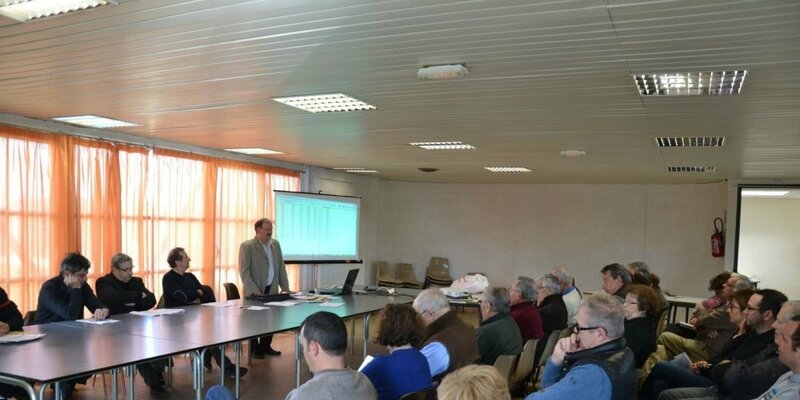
[396, 263, 423, 288]
[423, 256, 453, 288]
[375, 261, 403, 287]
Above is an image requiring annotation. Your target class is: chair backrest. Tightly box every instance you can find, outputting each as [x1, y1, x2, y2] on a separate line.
[156, 295, 166, 309]
[23, 310, 36, 326]
[427, 257, 451, 281]
[398, 386, 437, 400]
[655, 307, 670, 336]
[511, 339, 539, 384]
[375, 261, 395, 280]
[397, 263, 418, 281]
[537, 329, 565, 367]
[223, 282, 240, 300]
[493, 354, 519, 386]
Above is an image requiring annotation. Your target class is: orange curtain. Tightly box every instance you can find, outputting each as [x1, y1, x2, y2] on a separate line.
[0, 124, 301, 313]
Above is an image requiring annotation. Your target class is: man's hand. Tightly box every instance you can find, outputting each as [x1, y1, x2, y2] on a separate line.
[64, 273, 82, 289]
[93, 308, 109, 320]
[252, 290, 263, 296]
[196, 289, 204, 297]
[689, 361, 710, 373]
[551, 334, 580, 365]
[706, 329, 718, 339]
[0, 321, 10, 335]
[689, 316, 699, 325]
[191, 299, 201, 304]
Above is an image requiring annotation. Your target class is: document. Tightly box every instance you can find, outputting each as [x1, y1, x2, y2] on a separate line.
[317, 302, 344, 308]
[77, 318, 119, 325]
[201, 302, 237, 307]
[358, 355, 374, 371]
[265, 300, 305, 307]
[243, 306, 270, 311]
[130, 309, 185, 317]
[0, 332, 46, 343]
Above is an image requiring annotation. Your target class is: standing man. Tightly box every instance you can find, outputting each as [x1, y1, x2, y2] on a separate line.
[35, 252, 109, 400]
[239, 217, 289, 358]
[96, 253, 167, 396]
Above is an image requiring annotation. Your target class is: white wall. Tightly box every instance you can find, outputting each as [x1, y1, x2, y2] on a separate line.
[738, 197, 800, 297]
[374, 182, 727, 297]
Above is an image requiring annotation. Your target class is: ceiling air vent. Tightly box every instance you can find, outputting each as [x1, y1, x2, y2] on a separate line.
[655, 137, 725, 148]
[634, 71, 746, 96]
[666, 166, 716, 173]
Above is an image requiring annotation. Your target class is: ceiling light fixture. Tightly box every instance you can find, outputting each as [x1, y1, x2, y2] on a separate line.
[334, 168, 378, 173]
[409, 141, 475, 150]
[0, 0, 114, 22]
[224, 148, 284, 155]
[666, 166, 717, 173]
[272, 93, 376, 113]
[417, 64, 469, 80]
[634, 71, 747, 96]
[741, 190, 789, 197]
[484, 167, 531, 173]
[560, 149, 587, 158]
[52, 115, 137, 128]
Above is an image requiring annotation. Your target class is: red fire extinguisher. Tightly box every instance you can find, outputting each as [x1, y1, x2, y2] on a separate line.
[711, 217, 725, 258]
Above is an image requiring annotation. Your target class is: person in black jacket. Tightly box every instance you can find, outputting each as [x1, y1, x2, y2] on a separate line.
[34, 252, 109, 400]
[96, 253, 167, 396]
[162, 247, 247, 378]
[0, 286, 28, 399]
[622, 284, 659, 368]
[536, 273, 568, 359]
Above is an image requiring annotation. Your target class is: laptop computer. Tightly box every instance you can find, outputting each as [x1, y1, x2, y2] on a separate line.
[317, 268, 360, 295]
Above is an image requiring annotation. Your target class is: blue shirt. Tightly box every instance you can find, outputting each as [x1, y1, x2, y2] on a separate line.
[419, 342, 449, 376]
[526, 358, 612, 400]
[362, 348, 432, 400]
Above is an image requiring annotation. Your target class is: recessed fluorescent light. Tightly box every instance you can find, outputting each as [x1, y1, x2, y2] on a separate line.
[655, 137, 725, 148]
[741, 190, 789, 197]
[52, 115, 137, 128]
[272, 93, 376, 113]
[560, 149, 587, 158]
[334, 168, 378, 173]
[666, 166, 716, 173]
[0, 0, 114, 22]
[484, 167, 531, 173]
[409, 141, 475, 150]
[224, 148, 284, 155]
[634, 71, 747, 96]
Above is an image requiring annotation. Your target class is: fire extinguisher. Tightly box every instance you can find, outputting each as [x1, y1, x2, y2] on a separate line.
[711, 217, 725, 258]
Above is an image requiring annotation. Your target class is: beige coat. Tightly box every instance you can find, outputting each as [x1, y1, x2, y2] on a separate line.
[238, 237, 289, 295]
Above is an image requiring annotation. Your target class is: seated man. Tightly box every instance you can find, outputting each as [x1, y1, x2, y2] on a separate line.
[0, 285, 28, 400]
[437, 365, 511, 400]
[536, 273, 569, 359]
[34, 252, 110, 400]
[162, 247, 247, 378]
[509, 276, 545, 342]
[600, 263, 631, 300]
[476, 286, 522, 365]
[526, 293, 636, 400]
[642, 289, 786, 399]
[754, 303, 800, 399]
[658, 273, 753, 362]
[96, 253, 167, 396]
[286, 311, 376, 400]
[412, 288, 480, 379]
[551, 267, 582, 326]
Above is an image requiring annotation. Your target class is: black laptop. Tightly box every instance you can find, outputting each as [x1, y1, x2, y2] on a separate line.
[318, 268, 360, 295]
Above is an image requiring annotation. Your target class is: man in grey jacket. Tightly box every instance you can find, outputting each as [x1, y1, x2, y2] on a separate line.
[239, 217, 290, 357]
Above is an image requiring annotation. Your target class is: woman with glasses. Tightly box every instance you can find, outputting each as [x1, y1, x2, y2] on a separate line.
[622, 284, 660, 368]
[361, 303, 433, 400]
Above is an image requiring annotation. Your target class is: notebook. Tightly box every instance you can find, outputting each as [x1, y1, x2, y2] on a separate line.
[317, 268, 360, 296]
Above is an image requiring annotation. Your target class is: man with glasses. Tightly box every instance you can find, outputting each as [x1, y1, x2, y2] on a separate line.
[96, 253, 167, 396]
[413, 288, 480, 379]
[476, 286, 522, 365]
[34, 252, 109, 400]
[526, 293, 636, 400]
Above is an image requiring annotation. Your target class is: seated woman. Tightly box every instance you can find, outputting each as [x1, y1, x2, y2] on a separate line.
[622, 284, 660, 368]
[362, 303, 433, 400]
[639, 288, 756, 400]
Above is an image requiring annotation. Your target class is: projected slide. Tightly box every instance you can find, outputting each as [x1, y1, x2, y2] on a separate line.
[275, 191, 360, 260]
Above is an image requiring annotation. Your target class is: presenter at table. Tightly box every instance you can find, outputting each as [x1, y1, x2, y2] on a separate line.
[239, 217, 289, 357]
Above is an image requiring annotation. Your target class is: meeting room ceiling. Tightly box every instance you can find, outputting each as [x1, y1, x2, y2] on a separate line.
[1, 0, 799, 184]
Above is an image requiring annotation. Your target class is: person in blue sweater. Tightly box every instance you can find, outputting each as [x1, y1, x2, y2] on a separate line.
[362, 303, 433, 400]
[526, 293, 636, 400]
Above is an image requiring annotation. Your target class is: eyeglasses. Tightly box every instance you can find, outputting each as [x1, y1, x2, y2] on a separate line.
[115, 266, 134, 274]
[744, 305, 761, 313]
[623, 300, 639, 305]
[727, 303, 741, 311]
[573, 325, 600, 334]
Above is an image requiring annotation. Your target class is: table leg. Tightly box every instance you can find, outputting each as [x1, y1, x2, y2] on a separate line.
[54, 381, 61, 400]
[194, 350, 204, 400]
[362, 313, 371, 357]
[0, 375, 38, 400]
[219, 345, 225, 383]
[126, 364, 135, 400]
[110, 368, 118, 400]
[234, 341, 241, 399]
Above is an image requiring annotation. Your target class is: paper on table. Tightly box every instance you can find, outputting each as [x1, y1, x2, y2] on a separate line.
[317, 302, 344, 308]
[130, 309, 185, 317]
[358, 355, 374, 371]
[77, 319, 119, 325]
[244, 306, 270, 311]
[0, 332, 46, 343]
[265, 300, 305, 307]
[201, 302, 237, 307]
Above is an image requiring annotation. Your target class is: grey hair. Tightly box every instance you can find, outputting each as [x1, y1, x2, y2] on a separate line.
[482, 286, 511, 313]
[729, 273, 753, 291]
[581, 293, 625, 340]
[601, 263, 632, 285]
[111, 253, 133, 269]
[515, 276, 537, 301]
[413, 288, 451, 315]
[550, 267, 573, 286]
[781, 300, 800, 322]
[628, 261, 651, 274]
[537, 274, 561, 293]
